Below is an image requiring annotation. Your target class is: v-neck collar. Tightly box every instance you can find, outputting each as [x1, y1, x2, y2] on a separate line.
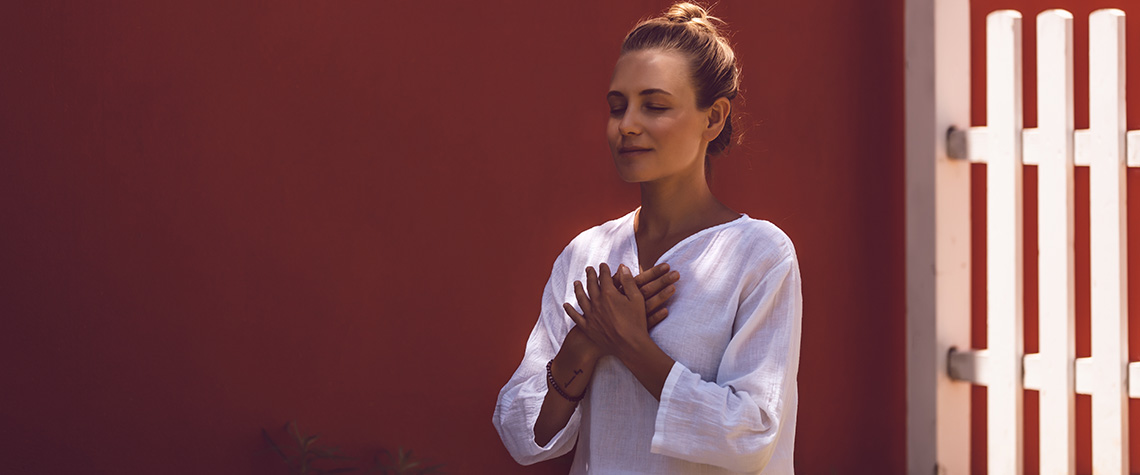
[625, 207, 749, 273]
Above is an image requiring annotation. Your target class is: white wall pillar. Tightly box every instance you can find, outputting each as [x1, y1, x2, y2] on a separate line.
[905, 0, 972, 473]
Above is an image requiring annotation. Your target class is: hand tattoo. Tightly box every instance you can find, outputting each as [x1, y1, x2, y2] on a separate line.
[566, 368, 584, 386]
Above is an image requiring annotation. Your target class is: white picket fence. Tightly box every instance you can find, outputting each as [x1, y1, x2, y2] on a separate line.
[944, 8, 1134, 474]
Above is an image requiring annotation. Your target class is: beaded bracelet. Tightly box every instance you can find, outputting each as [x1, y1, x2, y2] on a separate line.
[546, 359, 588, 403]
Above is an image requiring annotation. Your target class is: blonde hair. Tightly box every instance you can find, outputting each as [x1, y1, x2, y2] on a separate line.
[621, 2, 740, 157]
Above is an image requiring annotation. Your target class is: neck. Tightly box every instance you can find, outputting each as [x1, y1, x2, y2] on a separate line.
[636, 167, 724, 238]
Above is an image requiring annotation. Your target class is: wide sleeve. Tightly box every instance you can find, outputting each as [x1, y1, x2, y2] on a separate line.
[649, 250, 803, 472]
[492, 247, 582, 465]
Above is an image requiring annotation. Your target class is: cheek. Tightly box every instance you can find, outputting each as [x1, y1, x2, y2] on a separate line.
[647, 117, 688, 145]
[654, 119, 706, 158]
[672, 116, 707, 142]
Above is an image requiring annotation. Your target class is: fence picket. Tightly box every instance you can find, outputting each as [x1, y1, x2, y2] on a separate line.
[986, 10, 1025, 475]
[1034, 9, 1076, 475]
[1088, 8, 1130, 474]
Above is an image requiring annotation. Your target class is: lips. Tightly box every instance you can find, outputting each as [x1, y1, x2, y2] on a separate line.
[619, 146, 652, 154]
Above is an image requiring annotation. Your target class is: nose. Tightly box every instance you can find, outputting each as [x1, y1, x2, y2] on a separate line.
[618, 109, 641, 136]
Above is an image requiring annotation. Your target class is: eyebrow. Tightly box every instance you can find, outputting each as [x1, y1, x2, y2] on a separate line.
[606, 88, 674, 99]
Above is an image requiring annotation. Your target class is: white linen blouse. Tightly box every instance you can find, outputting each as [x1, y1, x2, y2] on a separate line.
[493, 208, 802, 474]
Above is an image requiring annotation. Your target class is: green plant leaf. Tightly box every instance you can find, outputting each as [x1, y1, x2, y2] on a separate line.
[289, 420, 304, 445]
[313, 450, 354, 461]
[262, 428, 289, 461]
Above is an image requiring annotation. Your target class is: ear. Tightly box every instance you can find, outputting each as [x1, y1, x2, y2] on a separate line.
[702, 97, 731, 142]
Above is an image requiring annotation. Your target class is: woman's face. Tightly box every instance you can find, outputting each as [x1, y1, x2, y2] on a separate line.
[606, 49, 710, 184]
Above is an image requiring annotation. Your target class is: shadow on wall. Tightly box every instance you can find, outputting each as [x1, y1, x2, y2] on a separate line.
[3, 415, 101, 473]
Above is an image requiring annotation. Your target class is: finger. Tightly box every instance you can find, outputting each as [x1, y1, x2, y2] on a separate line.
[633, 263, 670, 288]
[598, 263, 615, 292]
[639, 270, 680, 301]
[614, 264, 629, 293]
[611, 272, 625, 294]
[573, 280, 592, 313]
[585, 266, 600, 299]
[612, 264, 635, 294]
[644, 283, 676, 313]
[564, 302, 586, 326]
[617, 265, 642, 303]
[647, 307, 668, 329]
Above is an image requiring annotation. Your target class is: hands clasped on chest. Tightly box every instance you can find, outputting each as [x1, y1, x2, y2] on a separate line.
[562, 262, 678, 361]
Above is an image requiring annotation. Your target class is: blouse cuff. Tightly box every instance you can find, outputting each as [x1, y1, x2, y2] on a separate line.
[650, 361, 686, 452]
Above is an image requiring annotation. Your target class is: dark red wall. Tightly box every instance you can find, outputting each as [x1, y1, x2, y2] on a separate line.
[969, 1, 1140, 474]
[0, 1, 905, 473]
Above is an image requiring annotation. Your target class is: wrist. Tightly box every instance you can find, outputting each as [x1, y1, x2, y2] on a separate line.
[566, 327, 603, 363]
[616, 331, 655, 364]
[615, 333, 673, 401]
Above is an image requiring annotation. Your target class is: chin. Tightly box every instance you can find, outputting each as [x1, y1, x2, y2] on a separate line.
[612, 162, 641, 183]
[615, 169, 656, 184]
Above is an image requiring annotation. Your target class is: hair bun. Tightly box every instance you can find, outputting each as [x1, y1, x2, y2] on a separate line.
[664, 3, 721, 33]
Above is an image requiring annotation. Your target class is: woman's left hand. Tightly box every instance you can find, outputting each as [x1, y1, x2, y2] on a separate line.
[562, 263, 648, 358]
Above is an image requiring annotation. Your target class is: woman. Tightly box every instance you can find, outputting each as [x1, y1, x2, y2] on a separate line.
[493, 3, 802, 473]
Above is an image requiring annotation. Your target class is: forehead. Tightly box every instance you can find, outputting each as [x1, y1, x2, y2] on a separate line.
[609, 49, 693, 98]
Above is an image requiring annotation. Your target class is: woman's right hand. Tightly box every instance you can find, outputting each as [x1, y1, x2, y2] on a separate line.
[561, 263, 680, 336]
[619, 263, 680, 330]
